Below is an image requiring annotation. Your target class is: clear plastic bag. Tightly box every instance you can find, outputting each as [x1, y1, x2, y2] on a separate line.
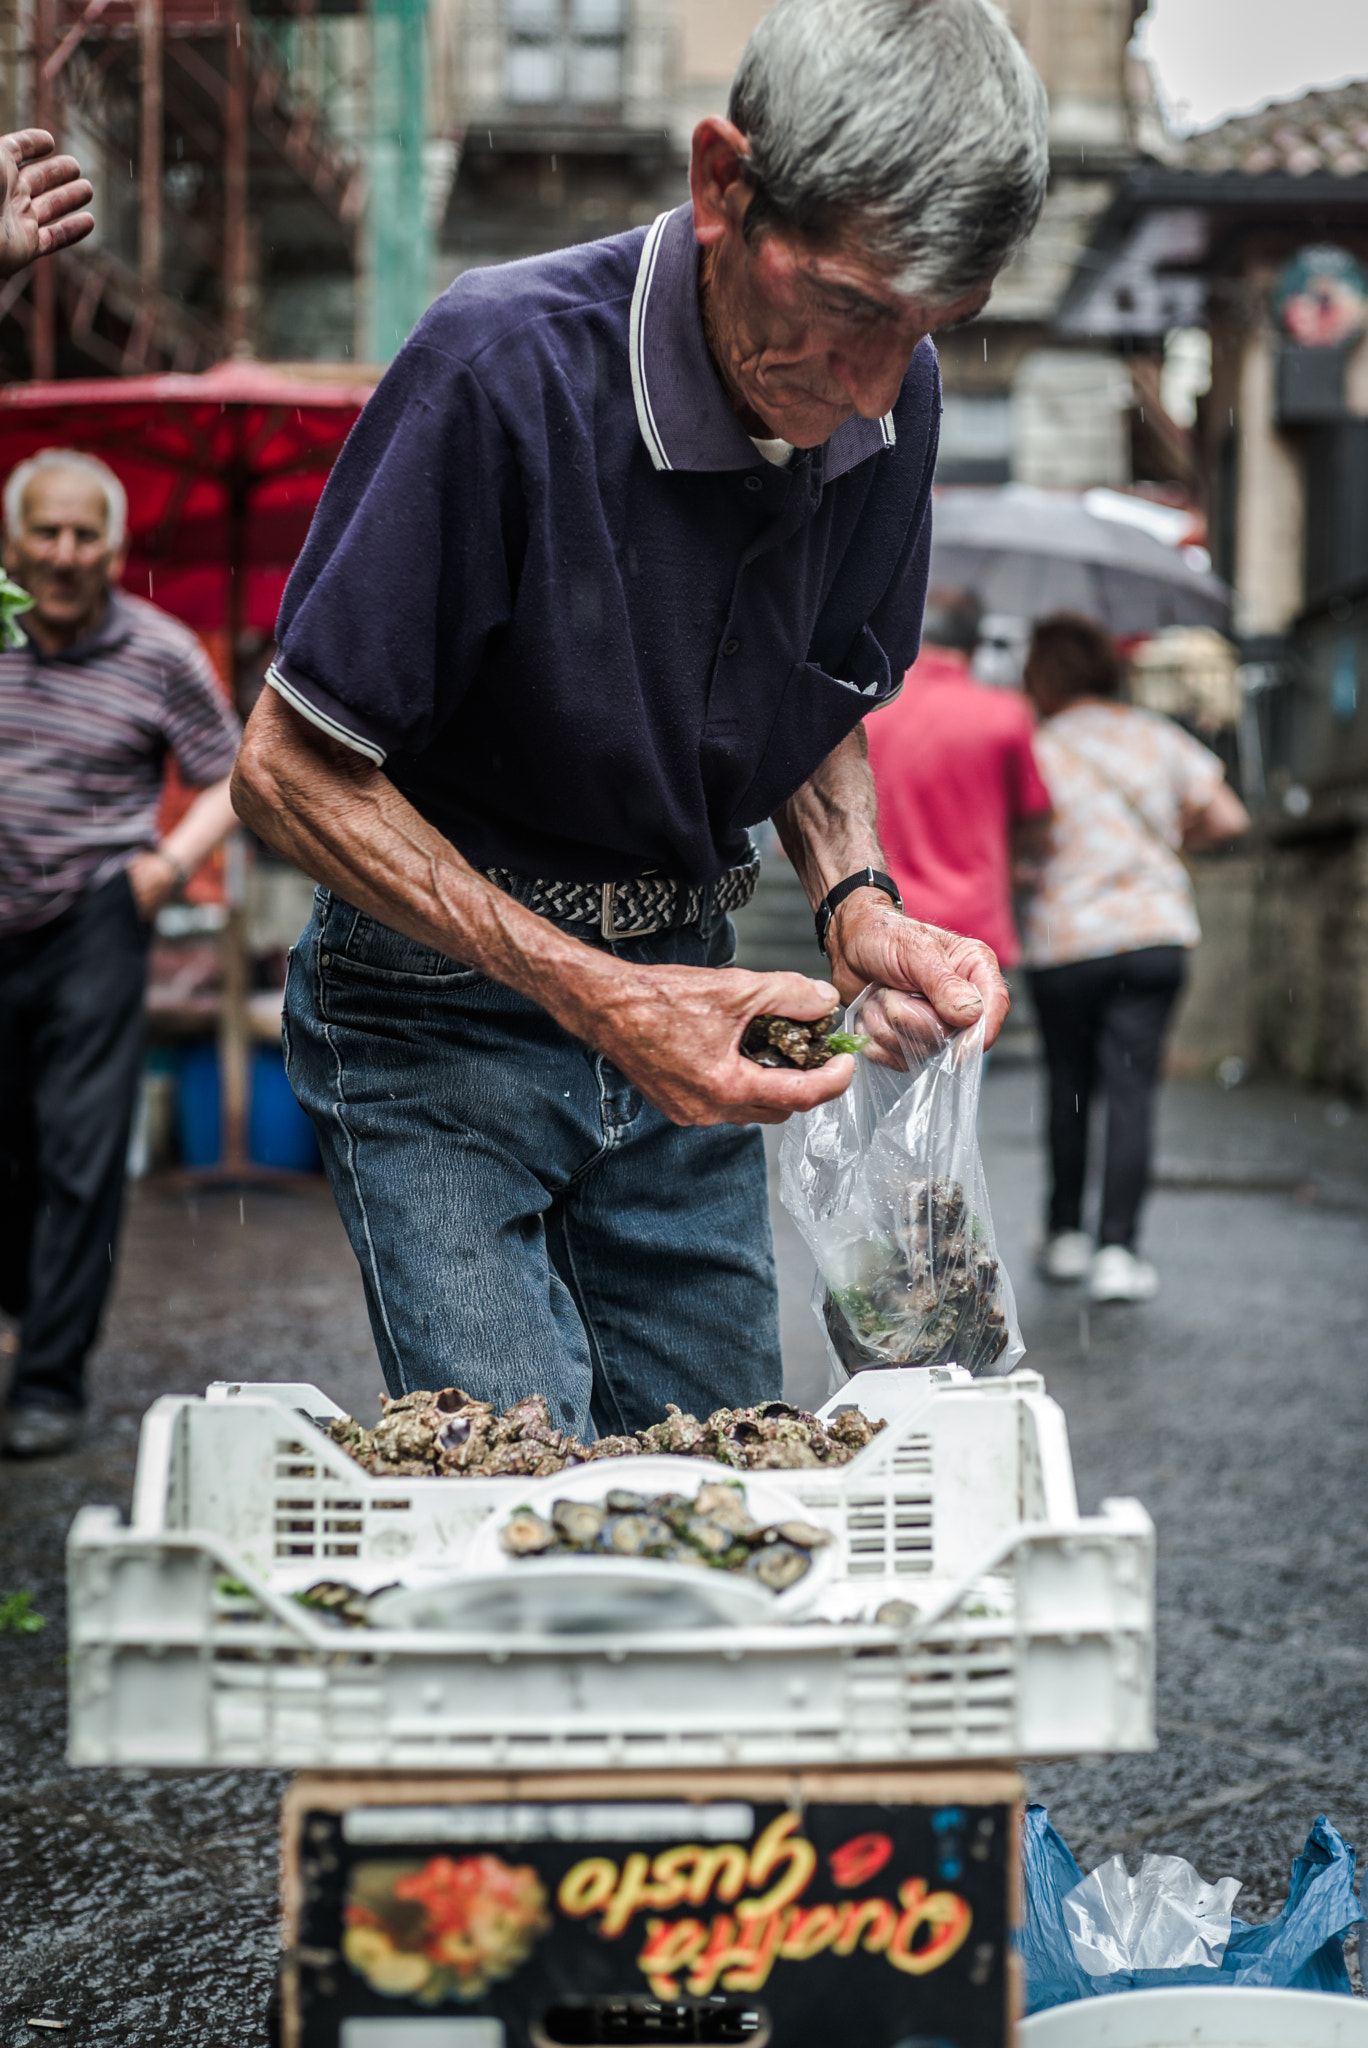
[778, 987, 1025, 1389]
[1063, 1852, 1242, 1976]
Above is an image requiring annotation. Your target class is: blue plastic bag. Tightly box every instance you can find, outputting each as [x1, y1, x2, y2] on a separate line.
[1022, 1804, 1363, 2014]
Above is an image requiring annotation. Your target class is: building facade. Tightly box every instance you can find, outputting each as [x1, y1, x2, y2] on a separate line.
[1064, 81, 1368, 1091]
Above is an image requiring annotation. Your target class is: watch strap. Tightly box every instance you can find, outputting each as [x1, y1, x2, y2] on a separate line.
[158, 848, 192, 892]
[814, 866, 902, 954]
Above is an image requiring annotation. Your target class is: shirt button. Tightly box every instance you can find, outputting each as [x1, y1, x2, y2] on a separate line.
[722, 637, 741, 656]
[744, 475, 763, 492]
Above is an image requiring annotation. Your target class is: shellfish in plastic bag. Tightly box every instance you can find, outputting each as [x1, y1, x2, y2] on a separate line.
[779, 988, 1024, 1388]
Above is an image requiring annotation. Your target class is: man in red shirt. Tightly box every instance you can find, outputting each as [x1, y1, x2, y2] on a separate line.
[867, 590, 1050, 972]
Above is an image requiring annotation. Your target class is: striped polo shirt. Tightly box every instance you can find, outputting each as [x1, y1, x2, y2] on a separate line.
[0, 588, 242, 938]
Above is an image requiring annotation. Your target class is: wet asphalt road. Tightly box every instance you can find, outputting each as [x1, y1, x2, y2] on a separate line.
[2, 1060, 1366, 2040]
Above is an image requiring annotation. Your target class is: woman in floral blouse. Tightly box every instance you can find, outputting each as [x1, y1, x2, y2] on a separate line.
[1021, 613, 1249, 1304]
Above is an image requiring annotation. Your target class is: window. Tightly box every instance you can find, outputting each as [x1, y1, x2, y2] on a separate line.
[506, 0, 625, 108]
[934, 394, 1013, 485]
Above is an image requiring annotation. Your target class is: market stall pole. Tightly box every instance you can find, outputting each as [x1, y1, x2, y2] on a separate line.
[0, 362, 376, 1171]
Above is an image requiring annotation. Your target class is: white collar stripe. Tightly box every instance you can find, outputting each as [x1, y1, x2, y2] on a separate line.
[267, 663, 387, 766]
[629, 211, 673, 474]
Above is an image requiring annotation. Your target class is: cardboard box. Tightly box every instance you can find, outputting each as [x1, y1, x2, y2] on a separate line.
[282, 1768, 1022, 2048]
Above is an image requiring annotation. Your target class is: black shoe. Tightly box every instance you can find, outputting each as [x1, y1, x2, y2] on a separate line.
[3, 1404, 84, 1457]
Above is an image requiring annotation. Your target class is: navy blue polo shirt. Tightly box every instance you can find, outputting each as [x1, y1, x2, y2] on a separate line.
[270, 203, 941, 885]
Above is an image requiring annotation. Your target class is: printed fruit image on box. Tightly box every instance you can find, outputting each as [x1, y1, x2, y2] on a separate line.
[344, 1853, 552, 2003]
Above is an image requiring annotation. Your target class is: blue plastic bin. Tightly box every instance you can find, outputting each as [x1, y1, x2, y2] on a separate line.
[248, 1043, 321, 1172]
[173, 1040, 321, 1171]
[175, 1040, 221, 1167]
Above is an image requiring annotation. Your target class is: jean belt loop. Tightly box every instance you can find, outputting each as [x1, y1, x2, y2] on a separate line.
[697, 878, 719, 940]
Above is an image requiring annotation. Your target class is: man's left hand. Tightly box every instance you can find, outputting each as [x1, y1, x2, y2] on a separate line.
[824, 892, 1010, 1046]
[126, 850, 180, 922]
[0, 130, 94, 281]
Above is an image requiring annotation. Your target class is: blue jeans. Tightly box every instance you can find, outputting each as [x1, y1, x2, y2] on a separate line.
[283, 889, 781, 1439]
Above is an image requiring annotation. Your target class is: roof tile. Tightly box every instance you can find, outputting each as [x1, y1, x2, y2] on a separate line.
[1177, 77, 1368, 179]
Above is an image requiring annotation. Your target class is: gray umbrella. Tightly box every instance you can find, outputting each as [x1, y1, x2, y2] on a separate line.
[929, 484, 1230, 635]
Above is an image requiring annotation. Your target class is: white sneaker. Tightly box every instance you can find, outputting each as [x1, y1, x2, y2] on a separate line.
[1038, 1229, 1093, 1282]
[1089, 1245, 1159, 1303]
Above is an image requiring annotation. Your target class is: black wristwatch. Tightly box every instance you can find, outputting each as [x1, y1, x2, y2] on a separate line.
[814, 866, 902, 954]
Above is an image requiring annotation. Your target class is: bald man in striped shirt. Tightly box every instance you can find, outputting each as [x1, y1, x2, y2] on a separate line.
[0, 451, 241, 1457]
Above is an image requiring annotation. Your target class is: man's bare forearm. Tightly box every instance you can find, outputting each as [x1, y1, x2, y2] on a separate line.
[232, 690, 634, 1046]
[162, 776, 238, 872]
[232, 689, 856, 1130]
[771, 725, 886, 910]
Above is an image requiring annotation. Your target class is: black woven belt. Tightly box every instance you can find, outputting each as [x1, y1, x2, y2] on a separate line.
[484, 853, 762, 939]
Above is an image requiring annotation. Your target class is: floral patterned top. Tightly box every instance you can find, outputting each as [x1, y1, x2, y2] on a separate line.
[1021, 700, 1227, 968]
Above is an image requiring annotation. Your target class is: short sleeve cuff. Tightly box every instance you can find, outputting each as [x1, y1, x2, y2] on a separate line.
[266, 658, 391, 766]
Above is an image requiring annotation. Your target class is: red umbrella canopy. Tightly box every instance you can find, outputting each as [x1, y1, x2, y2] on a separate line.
[0, 361, 377, 637]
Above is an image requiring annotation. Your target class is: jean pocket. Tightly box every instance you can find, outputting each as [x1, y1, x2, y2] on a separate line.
[321, 904, 484, 988]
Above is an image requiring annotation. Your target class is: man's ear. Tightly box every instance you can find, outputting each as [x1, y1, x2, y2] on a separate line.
[689, 116, 755, 249]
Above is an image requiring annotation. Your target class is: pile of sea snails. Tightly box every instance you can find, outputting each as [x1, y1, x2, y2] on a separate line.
[500, 1479, 831, 1592]
[326, 1389, 884, 1481]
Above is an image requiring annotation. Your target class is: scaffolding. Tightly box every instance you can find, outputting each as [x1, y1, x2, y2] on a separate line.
[0, 0, 434, 374]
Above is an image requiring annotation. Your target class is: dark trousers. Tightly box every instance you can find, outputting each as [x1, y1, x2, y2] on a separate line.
[0, 873, 150, 1411]
[1028, 945, 1187, 1251]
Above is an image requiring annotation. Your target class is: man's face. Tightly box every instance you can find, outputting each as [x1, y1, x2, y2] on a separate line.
[691, 119, 992, 448]
[4, 467, 117, 639]
[708, 227, 990, 447]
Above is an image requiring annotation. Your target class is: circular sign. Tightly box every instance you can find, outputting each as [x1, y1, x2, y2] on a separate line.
[1273, 244, 1368, 348]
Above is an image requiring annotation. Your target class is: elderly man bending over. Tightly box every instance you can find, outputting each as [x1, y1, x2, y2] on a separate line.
[0, 452, 241, 1457]
[233, 0, 1048, 1434]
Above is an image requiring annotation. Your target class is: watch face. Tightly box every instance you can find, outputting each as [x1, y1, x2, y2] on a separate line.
[1274, 243, 1368, 349]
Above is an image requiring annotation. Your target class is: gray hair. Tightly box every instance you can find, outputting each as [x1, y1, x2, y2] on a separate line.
[4, 448, 128, 549]
[729, 0, 1048, 305]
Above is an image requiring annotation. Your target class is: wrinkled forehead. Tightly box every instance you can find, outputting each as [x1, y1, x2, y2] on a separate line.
[749, 218, 992, 329]
[19, 465, 112, 534]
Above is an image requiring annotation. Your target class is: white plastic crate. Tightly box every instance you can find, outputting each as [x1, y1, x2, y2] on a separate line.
[68, 1368, 1154, 1770]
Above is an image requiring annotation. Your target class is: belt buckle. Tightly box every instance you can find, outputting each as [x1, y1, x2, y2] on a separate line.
[600, 880, 658, 942]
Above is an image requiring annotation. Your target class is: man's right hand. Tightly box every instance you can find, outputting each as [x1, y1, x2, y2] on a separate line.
[0, 130, 94, 280]
[582, 963, 857, 1126]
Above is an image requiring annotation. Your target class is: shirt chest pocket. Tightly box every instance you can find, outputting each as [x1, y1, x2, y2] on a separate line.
[728, 625, 895, 827]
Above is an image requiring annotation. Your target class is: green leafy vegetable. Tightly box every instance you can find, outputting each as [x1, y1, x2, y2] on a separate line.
[826, 1031, 871, 1057]
[0, 1589, 47, 1633]
[0, 569, 34, 651]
